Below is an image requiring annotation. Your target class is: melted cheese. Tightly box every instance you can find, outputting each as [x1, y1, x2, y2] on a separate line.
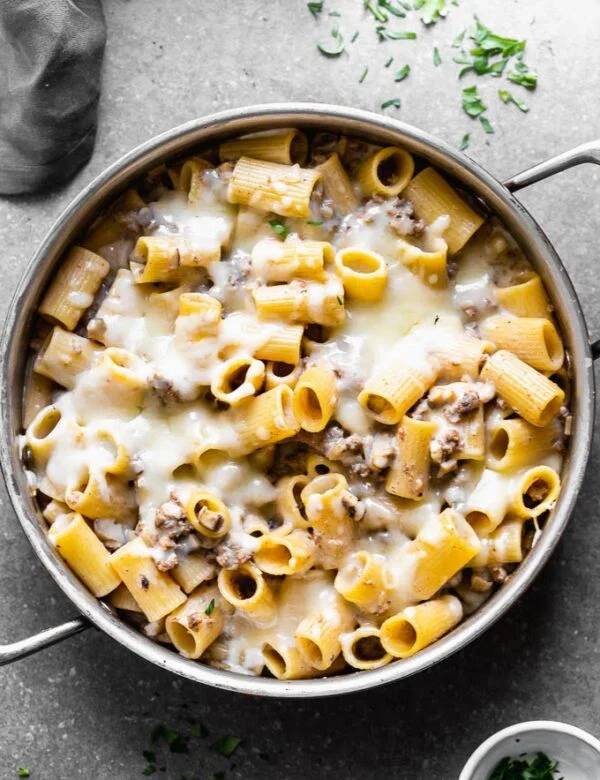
[23, 146, 568, 678]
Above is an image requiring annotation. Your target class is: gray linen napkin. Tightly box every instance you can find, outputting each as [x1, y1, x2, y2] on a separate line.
[0, 0, 106, 194]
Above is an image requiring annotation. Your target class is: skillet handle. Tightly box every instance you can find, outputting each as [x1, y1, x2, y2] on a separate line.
[503, 139, 600, 192]
[0, 617, 89, 666]
[504, 140, 600, 360]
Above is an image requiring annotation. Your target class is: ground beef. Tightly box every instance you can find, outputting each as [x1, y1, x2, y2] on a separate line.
[386, 198, 425, 237]
[341, 490, 366, 522]
[155, 496, 193, 541]
[490, 565, 508, 584]
[156, 552, 178, 572]
[444, 390, 481, 423]
[215, 542, 253, 570]
[430, 428, 461, 476]
[296, 425, 390, 479]
[149, 373, 181, 405]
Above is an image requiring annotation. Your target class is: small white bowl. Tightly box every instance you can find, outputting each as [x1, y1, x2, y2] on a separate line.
[459, 721, 600, 780]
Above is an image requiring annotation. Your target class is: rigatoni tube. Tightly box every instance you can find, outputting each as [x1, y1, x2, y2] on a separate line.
[293, 362, 338, 432]
[481, 315, 564, 372]
[227, 156, 321, 218]
[39, 246, 109, 331]
[49, 513, 120, 597]
[480, 350, 564, 427]
[165, 584, 224, 659]
[381, 595, 463, 658]
[404, 167, 484, 255]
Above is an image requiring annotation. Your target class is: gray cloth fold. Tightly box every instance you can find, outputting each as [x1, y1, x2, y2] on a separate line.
[0, 0, 106, 194]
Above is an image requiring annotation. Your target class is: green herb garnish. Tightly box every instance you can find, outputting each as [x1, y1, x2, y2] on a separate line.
[306, 219, 324, 225]
[378, 0, 406, 18]
[269, 218, 289, 240]
[499, 88, 528, 112]
[384, 56, 394, 67]
[359, 66, 369, 82]
[490, 751, 561, 780]
[381, 98, 401, 109]
[365, 1, 388, 22]
[213, 773, 226, 780]
[413, 0, 449, 25]
[317, 26, 345, 56]
[142, 751, 156, 763]
[336, 295, 343, 305]
[394, 64, 410, 81]
[212, 736, 241, 758]
[142, 767, 156, 777]
[462, 85, 487, 117]
[307, 1, 323, 19]
[433, 46, 442, 66]
[456, 17, 525, 78]
[329, 10, 341, 16]
[380, 28, 417, 39]
[459, 132, 470, 150]
[151, 725, 180, 745]
[17, 770, 30, 778]
[507, 61, 537, 89]
[452, 29, 465, 48]
[190, 721, 208, 738]
[205, 598, 216, 616]
[351, 30, 359, 42]
[479, 115, 494, 134]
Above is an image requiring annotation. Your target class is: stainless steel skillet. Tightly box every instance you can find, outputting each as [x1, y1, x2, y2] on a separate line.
[1, 103, 598, 698]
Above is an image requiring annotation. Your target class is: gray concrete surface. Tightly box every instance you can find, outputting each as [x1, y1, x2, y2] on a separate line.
[1, 1, 600, 778]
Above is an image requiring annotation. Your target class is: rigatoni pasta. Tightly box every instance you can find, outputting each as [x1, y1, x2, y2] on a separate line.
[20, 126, 571, 679]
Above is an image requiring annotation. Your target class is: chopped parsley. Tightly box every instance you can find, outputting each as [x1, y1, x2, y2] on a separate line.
[17, 771, 30, 778]
[306, 219, 324, 225]
[189, 721, 208, 738]
[205, 598, 216, 616]
[268, 218, 289, 240]
[384, 56, 394, 68]
[490, 752, 561, 780]
[212, 736, 241, 758]
[454, 17, 526, 79]
[413, 0, 449, 26]
[307, 1, 323, 19]
[479, 115, 494, 134]
[317, 26, 345, 56]
[151, 725, 180, 745]
[150, 724, 188, 754]
[433, 46, 442, 66]
[365, 1, 388, 23]
[142, 751, 156, 763]
[351, 30, 359, 42]
[452, 29, 465, 48]
[359, 66, 369, 83]
[507, 61, 537, 89]
[336, 295, 343, 305]
[499, 88, 528, 112]
[328, 10, 341, 16]
[381, 97, 401, 109]
[394, 64, 410, 81]
[378, 0, 407, 18]
[459, 132, 470, 150]
[142, 766, 156, 776]
[462, 85, 487, 118]
[379, 28, 417, 39]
